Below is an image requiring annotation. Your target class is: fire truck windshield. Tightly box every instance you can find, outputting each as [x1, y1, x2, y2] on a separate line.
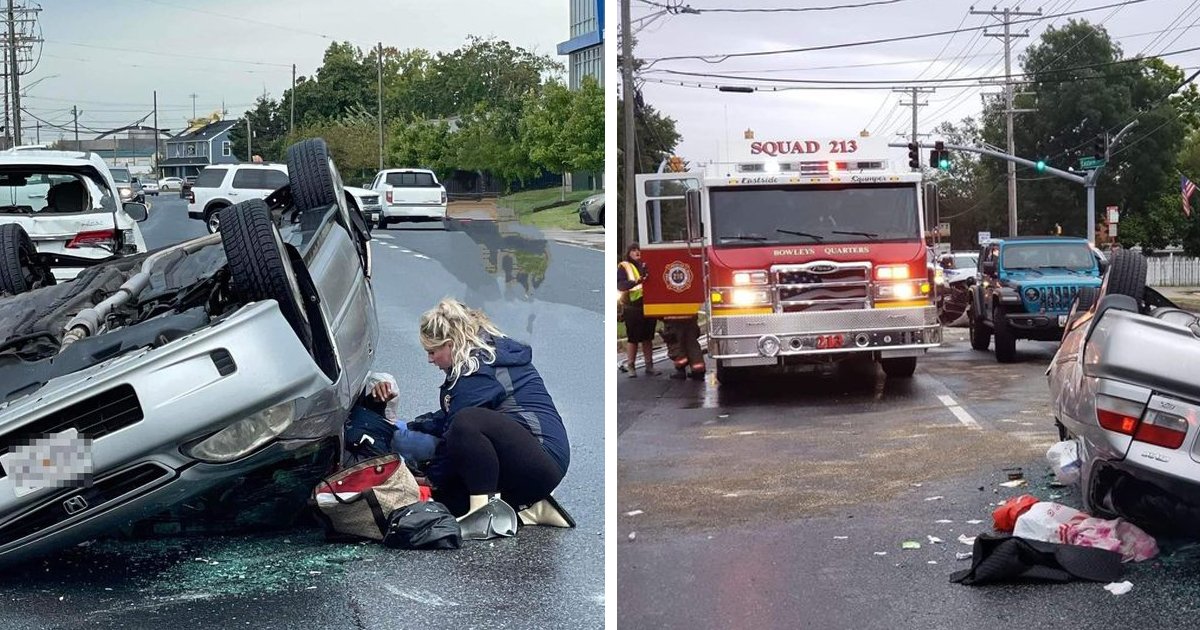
[709, 183, 920, 247]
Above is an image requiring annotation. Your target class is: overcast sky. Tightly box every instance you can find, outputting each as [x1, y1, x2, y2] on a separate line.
[629, 0, 1200, 164]
[20, 0, 567, 142]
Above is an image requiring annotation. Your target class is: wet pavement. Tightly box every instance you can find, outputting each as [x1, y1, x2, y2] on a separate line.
[0, 197, 604, 629]
[618, 328, 1200, 629]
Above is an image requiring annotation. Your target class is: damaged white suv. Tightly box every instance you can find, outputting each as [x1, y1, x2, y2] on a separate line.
[0, 138, 377, 562]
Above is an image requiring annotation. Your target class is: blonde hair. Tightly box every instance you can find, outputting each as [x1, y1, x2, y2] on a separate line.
[419, 297, 506, 387]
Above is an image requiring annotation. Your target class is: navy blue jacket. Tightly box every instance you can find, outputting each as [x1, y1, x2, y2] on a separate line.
[410, 335, 570, 476]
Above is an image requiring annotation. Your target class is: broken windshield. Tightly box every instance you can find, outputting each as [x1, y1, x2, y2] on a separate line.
[709, 183, 920, 248]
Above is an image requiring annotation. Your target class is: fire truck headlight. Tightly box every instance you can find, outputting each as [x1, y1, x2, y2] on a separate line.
[733, 270, 768, 285]
[876, 281, 921, 300]
[757, 335, 781, 357]
[732, 288, 770, 306]
[875, 264, 911, 280]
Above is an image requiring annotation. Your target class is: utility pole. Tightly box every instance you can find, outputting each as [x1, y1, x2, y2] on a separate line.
[152, 90, 158, 176]
[621, 0, 636, 249]
[2, 36, 8, 148]
[894, 86, 934, 149]
[189, 93, 197, 121]
[7, 0, 20, 145]
[72, 105, 78, 148]
[246, 116, 252, 161]
[33, 120, 36, 143]
[973, 5, 1040, 237]
[377, 42, 384, 171]
[290, 63, 296, 136]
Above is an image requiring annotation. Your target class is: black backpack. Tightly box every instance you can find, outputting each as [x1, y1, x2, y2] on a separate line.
[382, 501, 462, 550]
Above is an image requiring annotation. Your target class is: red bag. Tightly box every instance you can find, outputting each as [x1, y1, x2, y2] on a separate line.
[993, 494, 1040, 532]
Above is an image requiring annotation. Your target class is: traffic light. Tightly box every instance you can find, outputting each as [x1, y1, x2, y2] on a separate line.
[907, 142, 919, 169]
[1036, 159, 1047, 172]
[934, 141, 949, 171]
[1093, 136, 1106, 159]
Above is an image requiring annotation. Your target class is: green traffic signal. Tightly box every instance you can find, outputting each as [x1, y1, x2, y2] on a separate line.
[938, 157, 950, 170]
[1036, 160, 1046, 172]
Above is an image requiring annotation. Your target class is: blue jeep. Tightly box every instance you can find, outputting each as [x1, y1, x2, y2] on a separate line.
[966, 236, 1104, 362]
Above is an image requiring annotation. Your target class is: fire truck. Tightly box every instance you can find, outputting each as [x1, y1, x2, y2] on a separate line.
[634, 136, 942, 384]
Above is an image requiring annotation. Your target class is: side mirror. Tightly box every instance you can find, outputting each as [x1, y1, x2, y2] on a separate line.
[685, 188, 702, 241]
[123, 202, 148, 222]
[981, 260, 996, 275]
[131, 177, 139, 184]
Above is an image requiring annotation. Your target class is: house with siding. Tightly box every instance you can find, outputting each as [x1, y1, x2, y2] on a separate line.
[159, 119, 239, 178]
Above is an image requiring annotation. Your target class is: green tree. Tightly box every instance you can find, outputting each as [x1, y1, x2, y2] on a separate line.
[565, 76, 604, 174]
[616, 93, 682, 250]
[229, 94, 288, 162]
[388, 118, 456, 179]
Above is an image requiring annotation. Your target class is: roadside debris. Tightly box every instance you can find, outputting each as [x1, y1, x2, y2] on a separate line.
[998, 479, 1028, 488]
[927, 536, 943, 544]
[901, 541, 921, 550]
[924, 496, 944, 502]
[873, 551, 888, 556]
[1003, 467, 1024, 481]
[955, 552, 973, 561]
[1104, 581, 1134, 595]
[935, 519, 953, 524]
[957, 534, 976, 546]
[833, 536, 849, 540]
[624, 510, 644, 517]
[951, 534, 1123, 586]
[628, 532, 637, 542]
[1046, 440, 1081, 485]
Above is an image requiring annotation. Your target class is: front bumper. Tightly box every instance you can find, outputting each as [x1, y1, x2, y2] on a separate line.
[187, 208, 203, 221]
[0, 301, 337, 562]
[709, 306, 941, 366]
[1004, 311, 1068, 340]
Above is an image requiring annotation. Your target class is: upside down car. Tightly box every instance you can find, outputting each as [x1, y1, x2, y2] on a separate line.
[0, 138, 378, 562]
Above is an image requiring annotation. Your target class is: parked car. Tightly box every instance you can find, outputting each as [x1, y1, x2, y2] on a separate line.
[345, 185, 382, 230]
[158, 177, 183, 192]
[187, 163, 290, 233]
[1047, 249, 1200, 534]
[368, 168, 447, 227]
[577, 193, 603, 226]
[140, 179, 160, 196]
[108, 168, 145, 204]
[967, 236, 1104, 362]
[0, 138, 377, 564]
[0, 151, 149, 284]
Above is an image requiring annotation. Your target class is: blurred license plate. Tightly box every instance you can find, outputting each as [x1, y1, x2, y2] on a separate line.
[1057, 315, 1067, 326]
[2, 429, 92, 498]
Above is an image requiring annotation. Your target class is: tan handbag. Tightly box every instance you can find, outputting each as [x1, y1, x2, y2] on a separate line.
[312, 454, 421, 541]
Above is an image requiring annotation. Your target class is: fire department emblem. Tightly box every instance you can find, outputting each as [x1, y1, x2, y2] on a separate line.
[663, 261, 693, 293]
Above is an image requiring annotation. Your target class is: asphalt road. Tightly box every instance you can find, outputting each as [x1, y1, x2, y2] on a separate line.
[0, 196, 605, 630]
[618, 328, 1200, 630]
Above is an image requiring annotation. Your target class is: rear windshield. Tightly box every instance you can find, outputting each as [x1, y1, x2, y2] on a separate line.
[232, 168, 288, 190]
[0, 170, 108, 215]
[385, 172, 437, 187]
[194, 168, 227, 188]
[109, 168, 131, 183]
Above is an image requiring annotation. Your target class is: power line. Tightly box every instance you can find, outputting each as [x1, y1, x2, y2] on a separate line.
[636, 0, 909, 13]
[42, 39, 293, 68]
[644, 0, 1154, 66]
[136, 0, 336, 41]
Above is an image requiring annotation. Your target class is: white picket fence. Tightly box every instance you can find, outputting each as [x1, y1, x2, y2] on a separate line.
[1147, 255, 1200, 287]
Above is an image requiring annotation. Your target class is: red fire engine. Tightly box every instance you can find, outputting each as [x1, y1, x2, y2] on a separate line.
[634, 136, 942, 384]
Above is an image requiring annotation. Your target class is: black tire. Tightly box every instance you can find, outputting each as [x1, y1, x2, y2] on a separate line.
[992, 305, 1016, 363]
[968, 305, 991, 351]
[0, 223, 53, 295]
[715, 360, 747, 386]
[287, 138, 347, 216]
[880, 356, 917, 378]
[598, 209, 605, 226]
[1101, 249, 1147, 304]
[220, 198, 312, 350]
[1075, 286, 1100, 312]
[205, 204, 228, 234]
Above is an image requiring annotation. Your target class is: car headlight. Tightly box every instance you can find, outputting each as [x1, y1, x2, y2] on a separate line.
[1024, 287, 1040, 301]
[183, 400, 296, 463]
[118, 187, 132, 199]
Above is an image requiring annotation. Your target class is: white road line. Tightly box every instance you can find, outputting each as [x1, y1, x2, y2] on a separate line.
[386, 245, 399, 249]
[397, 247, 412, 253]
[412, 253, 431, 260]
[937, 394, 981, 429]
[373, 233, 394, 240]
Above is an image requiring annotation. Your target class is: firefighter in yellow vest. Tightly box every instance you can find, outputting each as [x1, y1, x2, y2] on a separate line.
[618, 244, 658, 377]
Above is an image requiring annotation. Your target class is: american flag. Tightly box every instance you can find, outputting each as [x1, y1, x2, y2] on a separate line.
[1184, 175, 1197, 217]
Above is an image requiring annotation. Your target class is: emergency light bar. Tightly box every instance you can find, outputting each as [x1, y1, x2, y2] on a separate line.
[735, 160, 885, 175]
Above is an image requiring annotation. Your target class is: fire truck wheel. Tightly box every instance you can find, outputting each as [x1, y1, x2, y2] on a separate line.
[880, 356, 917, 378]
[968, 306, 991, 351]
[992, 305, 1017, 363]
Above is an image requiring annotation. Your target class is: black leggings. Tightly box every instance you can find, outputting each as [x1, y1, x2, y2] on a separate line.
[433, 407, 565, 516]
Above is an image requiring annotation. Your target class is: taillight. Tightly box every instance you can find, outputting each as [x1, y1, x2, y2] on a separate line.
[386, 190, 393, 204]
[1095, 393, 1145, 435]
[1133, 409, 1189, 449]
[67, 229, 116, 249]
[440, 190, 447, 205]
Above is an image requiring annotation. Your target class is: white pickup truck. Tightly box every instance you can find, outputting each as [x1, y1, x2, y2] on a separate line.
[368, 168, 447, 228]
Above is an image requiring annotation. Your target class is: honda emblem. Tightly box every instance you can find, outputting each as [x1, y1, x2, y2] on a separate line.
[62, 495, 88, 515]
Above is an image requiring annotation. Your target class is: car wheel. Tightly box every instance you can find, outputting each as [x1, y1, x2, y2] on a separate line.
[968, 306, 991, 351]
[287, 138, 348, 223]
[598, 209, 604, 226]
[1064, 286, 1100, 331]
[0, 223, 53, 295]
[992, 305, 1016, 363]
[220, 198, 313, 351]
[205, 205, 227, 234]
[880, 356, 917, 378]
[1100, 249, 1147, 304]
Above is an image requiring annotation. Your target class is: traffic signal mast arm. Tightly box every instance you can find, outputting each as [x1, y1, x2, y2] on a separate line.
[888, 142, 1085, 184]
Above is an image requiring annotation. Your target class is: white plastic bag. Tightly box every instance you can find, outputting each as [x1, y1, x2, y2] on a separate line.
[1046, 440, 1080, 485]
[364, 371, 400, 422]
[1014, 501, 1085, 543]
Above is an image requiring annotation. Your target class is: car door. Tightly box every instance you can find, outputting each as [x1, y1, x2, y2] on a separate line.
[634, 172, 707, 319]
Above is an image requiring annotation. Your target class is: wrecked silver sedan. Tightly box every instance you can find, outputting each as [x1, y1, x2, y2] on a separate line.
[1047, 249, 1200, 534]
[0, 138, 377, 561]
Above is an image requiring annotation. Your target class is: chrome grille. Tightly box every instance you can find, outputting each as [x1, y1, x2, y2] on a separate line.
[712, 306, 936, 337]
[773, 262, 871, 312]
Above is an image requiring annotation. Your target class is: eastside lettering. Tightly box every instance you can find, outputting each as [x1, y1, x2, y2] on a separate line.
[739, 176, 780, 184]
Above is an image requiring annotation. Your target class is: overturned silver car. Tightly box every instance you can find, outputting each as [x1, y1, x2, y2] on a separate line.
[0, 139, 377, 561]
[1047, 249, 1200, 534]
